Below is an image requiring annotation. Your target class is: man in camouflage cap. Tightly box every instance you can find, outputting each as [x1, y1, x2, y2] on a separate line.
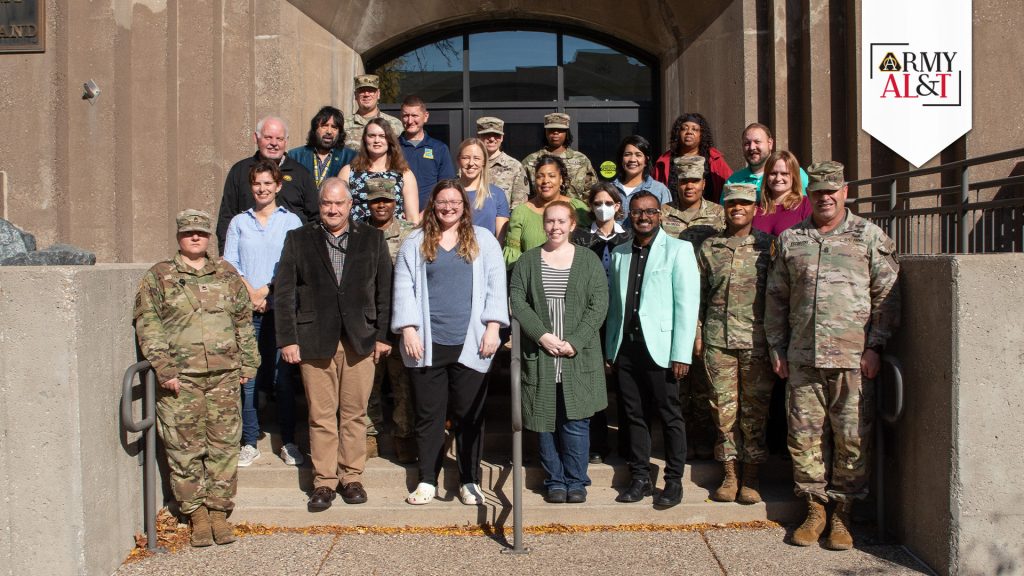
[477, 116, 530, 210]
[661, 154, 725, 459]
[765, 161, 901, 550]
[345, 74, 404, 153]
[522, 112, 598, 201]
[363, 178, 416, 462]
[698, 182, 775, 505]
[134, 208, 260, 547]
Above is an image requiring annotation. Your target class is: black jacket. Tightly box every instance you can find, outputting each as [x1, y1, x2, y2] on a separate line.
[216, 153, 319, 251]
[274, 220, 392, 359]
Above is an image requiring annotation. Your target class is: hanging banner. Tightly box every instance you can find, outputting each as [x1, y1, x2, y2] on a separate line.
[861, 0, 971, 167]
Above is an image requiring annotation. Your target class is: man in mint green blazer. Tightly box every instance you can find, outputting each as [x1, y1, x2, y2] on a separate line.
[606, 191, 700, 508]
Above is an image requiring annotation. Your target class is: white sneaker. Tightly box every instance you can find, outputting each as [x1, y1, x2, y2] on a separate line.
[407, 482, 436, 505]
[279, 443, 304, 466]
[459, 483, 485, 506]
[237, 445, 261, 467]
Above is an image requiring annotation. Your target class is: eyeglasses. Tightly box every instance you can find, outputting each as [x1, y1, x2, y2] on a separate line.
[629, 208, 661, 217]
[591, 201, 617, 207]
[435, 200, 464, 208]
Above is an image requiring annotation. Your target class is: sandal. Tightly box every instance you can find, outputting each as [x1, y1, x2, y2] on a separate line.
[459, 483, 485, 506]
[406, 482, 436, 505]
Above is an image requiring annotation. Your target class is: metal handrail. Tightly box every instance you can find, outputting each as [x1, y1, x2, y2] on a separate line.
[848, 147, 1024, 186]
[501, 318, 529, 554]
[120, 360, 165, 553]
[875, 354, 905, 543]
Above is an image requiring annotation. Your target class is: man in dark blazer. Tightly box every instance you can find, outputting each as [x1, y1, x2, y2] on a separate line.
[275, 177, 393, 511]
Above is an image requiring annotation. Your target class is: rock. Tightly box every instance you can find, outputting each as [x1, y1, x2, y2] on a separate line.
[20, 230, 36, 252]
[0, 219, 29, 260]
[0, 244, 96, 266]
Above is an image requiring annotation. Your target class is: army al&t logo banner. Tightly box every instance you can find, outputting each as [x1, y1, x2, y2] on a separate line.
[861, 0, 972, 167]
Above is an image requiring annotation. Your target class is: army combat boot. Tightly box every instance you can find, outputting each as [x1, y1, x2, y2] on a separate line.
[711, 460, 738, 502]
[736, 463, 762, 504]
[825, 501, 854, 550]
[791, 497, 827, 546]
[189, 506, 214, 547]
[209, 509, 237, 545]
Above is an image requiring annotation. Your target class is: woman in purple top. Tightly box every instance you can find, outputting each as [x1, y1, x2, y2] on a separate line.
[752, 150, 812, 236]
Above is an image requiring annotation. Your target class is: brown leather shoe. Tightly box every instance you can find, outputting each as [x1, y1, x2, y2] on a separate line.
[340, 482, 368, 504]
[307, 486, 336, 511]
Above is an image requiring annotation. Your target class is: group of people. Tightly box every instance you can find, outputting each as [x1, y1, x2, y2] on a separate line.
[134, 74, 901, 553]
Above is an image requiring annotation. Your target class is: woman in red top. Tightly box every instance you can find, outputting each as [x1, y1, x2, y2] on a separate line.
[751, 150, 812, 235]
[654, 112, 733, 203]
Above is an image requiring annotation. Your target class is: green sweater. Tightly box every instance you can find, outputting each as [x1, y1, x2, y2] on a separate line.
[509, 245, 609, 432]
[503, 198, 592, 267]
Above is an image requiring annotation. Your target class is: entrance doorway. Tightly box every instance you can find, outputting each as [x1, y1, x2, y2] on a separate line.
[368, 27, 658, 180]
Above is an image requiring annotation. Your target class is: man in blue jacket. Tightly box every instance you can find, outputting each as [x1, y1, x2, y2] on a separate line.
[288, 106, 357, 189]
[398, 95, 455, 207]
[606, 191, 700, 508]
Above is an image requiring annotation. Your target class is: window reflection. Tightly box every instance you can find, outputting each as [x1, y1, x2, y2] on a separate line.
[564, 36, 652, 103]
[376, 37, 463, 104]
[469, 31, 557, 102]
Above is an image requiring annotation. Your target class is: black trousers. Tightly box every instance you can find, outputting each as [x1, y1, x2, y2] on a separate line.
[616, 338, 687, 482]
[409, 343, 488, 486]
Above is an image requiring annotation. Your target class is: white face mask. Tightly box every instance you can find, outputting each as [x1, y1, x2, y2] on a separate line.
[594, 204, 617, 222]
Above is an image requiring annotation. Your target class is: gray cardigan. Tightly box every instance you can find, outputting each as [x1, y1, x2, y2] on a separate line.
[391, 226, 509, 373]
[509, 245, 609, 432]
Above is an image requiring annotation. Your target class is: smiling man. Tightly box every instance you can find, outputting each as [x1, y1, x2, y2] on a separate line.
[344, 75, 404, 153]
[477, 116, 530, 210]
[724, 123, 809, 201]
[399, 95, 455, 207]
[765, 161, 901, 551]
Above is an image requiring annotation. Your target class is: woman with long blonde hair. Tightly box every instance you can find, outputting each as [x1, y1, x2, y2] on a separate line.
[457, 138, 510, 241]
[752, 150, 811, 235]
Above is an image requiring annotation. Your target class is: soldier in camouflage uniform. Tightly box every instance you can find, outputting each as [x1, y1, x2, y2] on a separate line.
[364, 178, 417, 463]
[522, 112, 598, 201]
[477, 116, 531, 210]
[134, 209, 259, 547]
[661, 155, 726, 459]
[765, 161, 900, 551]
[344, 74, 404, 153]
[698, 183, 775, 505]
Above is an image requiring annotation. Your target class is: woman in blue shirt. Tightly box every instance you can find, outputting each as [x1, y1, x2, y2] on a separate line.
[223, 159, 303, 468]
[611, 135, 673, 226]
[457, 138, 510, 242]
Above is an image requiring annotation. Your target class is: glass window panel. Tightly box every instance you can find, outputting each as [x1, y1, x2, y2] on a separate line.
[563, 36, 652, 103]
[577, 121, 641, 182]
[375, 37, 463, 104]
[500, 123, 549, 165]
[469, 31, 557, 102]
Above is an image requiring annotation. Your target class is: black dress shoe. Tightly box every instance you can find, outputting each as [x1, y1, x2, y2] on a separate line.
[567, 489, 587, 504]
[615, 478, 653, 503]
[308, 486, 336, 511]
[588, 452, 603, 464]
[654, 480, 683, 508]
[545, 489, 567, 504]
[340, 482, 368, 504]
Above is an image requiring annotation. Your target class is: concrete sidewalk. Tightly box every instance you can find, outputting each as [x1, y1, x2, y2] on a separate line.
[115, 525, 933, 575]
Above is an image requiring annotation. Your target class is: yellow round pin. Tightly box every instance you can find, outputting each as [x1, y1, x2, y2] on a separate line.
[599, 161, 616, 179]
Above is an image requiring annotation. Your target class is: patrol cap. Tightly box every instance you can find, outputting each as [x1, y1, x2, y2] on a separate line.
[176, 209, 213, 235]
[721, 183, 757, 203]
[806, 161, 846, 192]
[672, 155, 706, 181]
[354, 74, 380, 90]
[364, 178, 398, 202]
[476, 116, 504, 135]
[543, 112, 570, 129]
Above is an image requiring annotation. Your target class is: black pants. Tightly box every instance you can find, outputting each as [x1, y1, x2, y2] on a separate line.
[409, 343, 488, 486]
[616, 338, 687, 482]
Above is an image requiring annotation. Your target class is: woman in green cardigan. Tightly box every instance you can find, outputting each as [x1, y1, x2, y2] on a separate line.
[509, 201, 609, 504]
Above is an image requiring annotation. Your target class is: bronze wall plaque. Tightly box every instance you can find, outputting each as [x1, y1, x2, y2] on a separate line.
[1, 0, 44, 53]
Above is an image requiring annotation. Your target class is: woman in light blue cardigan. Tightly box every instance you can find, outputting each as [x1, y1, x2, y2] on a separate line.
[391, 179, 509, 507]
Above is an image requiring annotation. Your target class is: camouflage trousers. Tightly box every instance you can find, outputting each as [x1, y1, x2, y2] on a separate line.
[679, 353, 713, 443]
[366, 354, 415, 439]
[155, 370, 241, 515]
[787, 364, 874, 504]
[703, 345, 774, 463]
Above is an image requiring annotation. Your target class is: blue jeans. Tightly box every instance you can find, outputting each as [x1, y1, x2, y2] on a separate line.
[243, 310, 298, 446]
[538, 384, 592, 493]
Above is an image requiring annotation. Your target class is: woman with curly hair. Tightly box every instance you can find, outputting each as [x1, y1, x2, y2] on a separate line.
[340, 117, 420, 223]
[654, 112, 733, 203]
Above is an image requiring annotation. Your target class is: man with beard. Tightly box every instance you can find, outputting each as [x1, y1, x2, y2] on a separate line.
[606, 191, 700, 508]
[289, 106, 357, 189]
[724, 123, 808, 200]
[217, 116, 318, 251]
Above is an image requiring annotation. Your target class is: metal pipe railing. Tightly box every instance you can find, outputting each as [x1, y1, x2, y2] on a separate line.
[875, 354, 905, 543]
[120, 360, 166, 553]
[504, 318, 529, 554]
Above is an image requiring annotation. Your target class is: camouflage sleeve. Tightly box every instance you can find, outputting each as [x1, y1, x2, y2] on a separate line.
[133, 271, 179, 384]
[697, 242, 712, 331]
[522, 153, 538, 197]
[764, 238, 791, 365]
[228, 270, 260, 379]
[583, 157, 598, 190]
[510, 164, 531, 210]
[866, 231, 901, 349]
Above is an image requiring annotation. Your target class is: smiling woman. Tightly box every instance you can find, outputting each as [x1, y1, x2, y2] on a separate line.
[457, 138, 510, 240]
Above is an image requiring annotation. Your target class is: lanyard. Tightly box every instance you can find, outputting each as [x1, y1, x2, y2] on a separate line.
[314, 153, 333, 187]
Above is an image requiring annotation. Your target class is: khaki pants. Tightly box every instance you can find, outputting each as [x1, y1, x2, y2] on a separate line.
[300, 339, 376, 489]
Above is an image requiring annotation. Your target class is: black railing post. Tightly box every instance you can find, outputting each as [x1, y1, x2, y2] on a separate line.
[889, 178, 898, 241]
[502, 318, 529, 554]
[960, 165, 970, 253]
[875, 354, 904, 543]
[121, 361, 166, 553]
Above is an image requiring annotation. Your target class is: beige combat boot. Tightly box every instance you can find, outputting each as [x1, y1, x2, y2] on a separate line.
[209, 509, 237, 545]
[791, 497, 827, 546]
[366, 435, 379, 459]
[825, 501, 854, 550]
[710, 460, 739, 502]
[189, 505, 213, 547]
[736, 463, 762, 504]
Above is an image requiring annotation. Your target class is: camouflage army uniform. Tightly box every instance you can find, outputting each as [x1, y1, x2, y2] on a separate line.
[765, 209, 900, 503]
[522, 148, 598, 201]
[367, 217, 416, 441]
[344, 110, 404, 154]
[660, 198, 726, 452]
[134, 254, 259, 514]
[488, 150, 531, 210]
[698, 228, 776, 463]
